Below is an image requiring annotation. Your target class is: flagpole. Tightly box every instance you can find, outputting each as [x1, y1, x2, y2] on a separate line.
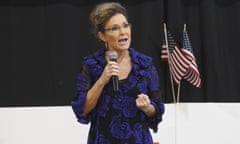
[184, 23, 186, 32]
[176, 85, 180, 103]
[163, 23, 176, 103]
[176, 24, 188, 103]
[164, 23, 177, 144]
[177, 24, 188, 103]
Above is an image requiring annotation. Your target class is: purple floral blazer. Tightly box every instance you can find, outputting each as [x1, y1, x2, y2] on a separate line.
[71, 48, 164, 144]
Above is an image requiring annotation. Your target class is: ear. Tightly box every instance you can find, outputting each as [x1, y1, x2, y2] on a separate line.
[98, 31, 106, 42]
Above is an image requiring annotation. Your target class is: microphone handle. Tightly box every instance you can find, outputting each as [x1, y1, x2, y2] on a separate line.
[112, 75, 119, 92]
[109, 57, 119, 92]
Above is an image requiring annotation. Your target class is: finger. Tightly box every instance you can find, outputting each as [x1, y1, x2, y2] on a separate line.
[137, 97, 147, 107]
[143, 95, 150, 104]
[137, 94, 145, 98]
[136, 99, 145, 107]
[108, 61, 117, 64]
[138, 94, 147, 101]
[110, 66, 119, 76]
[140, 95, 150, 105]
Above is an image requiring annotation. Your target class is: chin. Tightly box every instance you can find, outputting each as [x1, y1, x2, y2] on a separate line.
[120, 47, 129, 51]
[120, 45, 130, 50]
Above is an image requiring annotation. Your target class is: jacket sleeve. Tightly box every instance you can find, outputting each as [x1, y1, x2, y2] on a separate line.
[71, 64, 93, 124]
[146, 65, 165, 132]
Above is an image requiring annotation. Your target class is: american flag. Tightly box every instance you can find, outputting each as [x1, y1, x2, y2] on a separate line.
[181, 29, 202, 88]
[161, 31, 190, 84]
[160, 36, 168, 61]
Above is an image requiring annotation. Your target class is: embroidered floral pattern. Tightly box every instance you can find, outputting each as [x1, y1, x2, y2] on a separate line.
[110, 115, 133, 139]
[71, 48, 164, 144]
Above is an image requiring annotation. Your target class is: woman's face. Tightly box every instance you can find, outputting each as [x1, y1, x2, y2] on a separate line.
[98, 13, 131, 51]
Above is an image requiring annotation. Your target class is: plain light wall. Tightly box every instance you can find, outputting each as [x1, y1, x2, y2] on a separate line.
[1, 103, 240, 144]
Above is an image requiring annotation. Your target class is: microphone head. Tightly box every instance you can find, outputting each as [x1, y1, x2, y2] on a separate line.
[108, 50, 118, 61]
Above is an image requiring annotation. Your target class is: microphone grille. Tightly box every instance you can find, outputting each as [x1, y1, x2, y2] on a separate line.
[108, 50, 118, 60]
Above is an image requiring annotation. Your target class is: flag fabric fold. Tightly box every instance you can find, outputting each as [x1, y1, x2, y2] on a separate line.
[160, 37, 168, 62]
[182, 29, 202, 88]
[161, 30, 190, 84]
[161, 25, 202, 88]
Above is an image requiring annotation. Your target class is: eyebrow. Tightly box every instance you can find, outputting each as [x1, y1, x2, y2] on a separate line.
[107, 22, 128, 27]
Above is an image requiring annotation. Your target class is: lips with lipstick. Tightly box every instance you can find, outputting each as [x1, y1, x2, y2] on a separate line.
[118, 38, 129, 45]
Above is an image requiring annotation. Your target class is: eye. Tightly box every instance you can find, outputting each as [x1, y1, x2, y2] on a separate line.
[123, 23, 131, 29]
[110, 26, 120, 32]
[123, 23, 129, 28]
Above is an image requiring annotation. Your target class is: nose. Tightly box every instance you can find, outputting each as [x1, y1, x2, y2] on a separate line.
[119, 26, 124, 33]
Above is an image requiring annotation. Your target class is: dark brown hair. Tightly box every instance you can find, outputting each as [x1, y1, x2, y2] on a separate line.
[89, 2, 128, 38]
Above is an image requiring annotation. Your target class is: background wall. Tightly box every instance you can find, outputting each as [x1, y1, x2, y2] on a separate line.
[1, 103, 240, 144]
[1, 0, 240, 106]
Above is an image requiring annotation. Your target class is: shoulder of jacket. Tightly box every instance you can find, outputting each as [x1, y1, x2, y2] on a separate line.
[130, 48, 153, 68]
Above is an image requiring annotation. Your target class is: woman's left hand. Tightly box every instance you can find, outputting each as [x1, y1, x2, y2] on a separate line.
[136, 94, 151, 110]
[136, 93, 156, 117]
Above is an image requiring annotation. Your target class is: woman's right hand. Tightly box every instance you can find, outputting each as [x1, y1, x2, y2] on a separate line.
[99, 61, 119, 85]
[83, 61, 119, 115]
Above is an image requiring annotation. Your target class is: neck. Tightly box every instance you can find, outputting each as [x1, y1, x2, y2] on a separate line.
[116, 50, 129, 63]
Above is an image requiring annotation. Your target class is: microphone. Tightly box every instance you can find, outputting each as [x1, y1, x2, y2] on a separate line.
[108, 51, 119, 92]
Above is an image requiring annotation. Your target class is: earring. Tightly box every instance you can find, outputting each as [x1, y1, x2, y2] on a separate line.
[105, 42, 108, 49]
